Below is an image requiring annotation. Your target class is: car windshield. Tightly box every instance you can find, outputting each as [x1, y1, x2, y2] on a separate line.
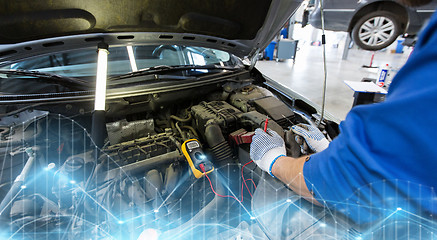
[6, 45, 236, 78]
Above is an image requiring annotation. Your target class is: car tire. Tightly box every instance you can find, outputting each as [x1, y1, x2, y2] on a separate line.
[352, 11, 401, 51]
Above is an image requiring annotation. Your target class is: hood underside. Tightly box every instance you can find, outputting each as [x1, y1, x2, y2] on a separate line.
[0, 0, 302, 62]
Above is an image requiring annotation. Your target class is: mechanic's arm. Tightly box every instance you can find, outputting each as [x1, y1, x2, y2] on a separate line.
[271, 155, 319, 204]
[250, 124, 329, 205]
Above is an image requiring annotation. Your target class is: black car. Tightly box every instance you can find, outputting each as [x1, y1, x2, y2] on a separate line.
[0, 0, 435, 239]
[308, 0, 437, 50]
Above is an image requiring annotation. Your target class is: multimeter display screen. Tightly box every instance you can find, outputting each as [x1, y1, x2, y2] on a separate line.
[187, 141, 200, 150]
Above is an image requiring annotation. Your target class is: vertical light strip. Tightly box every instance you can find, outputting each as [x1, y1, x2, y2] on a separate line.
[126, 45, 138, 72]
[94, 48, 109, 111]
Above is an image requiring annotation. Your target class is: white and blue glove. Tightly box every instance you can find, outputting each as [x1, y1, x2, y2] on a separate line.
[291, 123, 329, 153]
[250, 128, 286, 177]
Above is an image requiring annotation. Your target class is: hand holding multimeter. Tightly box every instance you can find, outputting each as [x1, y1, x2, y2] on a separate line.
[182, 139, 214, 178]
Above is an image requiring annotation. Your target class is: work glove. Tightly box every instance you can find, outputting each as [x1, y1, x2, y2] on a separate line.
[250, 128, 286, 177]
[291, 123, 329, 153]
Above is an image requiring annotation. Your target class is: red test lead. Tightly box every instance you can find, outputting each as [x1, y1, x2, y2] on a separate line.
[199, 161, 257, 203]
[264, 118, 268, 132]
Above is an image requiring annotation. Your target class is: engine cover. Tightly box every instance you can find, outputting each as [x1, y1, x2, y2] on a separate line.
[253, 96, 295, 128]
[191, 101, 242, 134]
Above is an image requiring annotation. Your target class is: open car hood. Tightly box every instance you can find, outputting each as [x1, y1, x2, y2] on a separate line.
[0, 0, 302, 64]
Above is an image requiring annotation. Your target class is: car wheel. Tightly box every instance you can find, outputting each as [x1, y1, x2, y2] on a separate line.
[352, 11, 401, 51]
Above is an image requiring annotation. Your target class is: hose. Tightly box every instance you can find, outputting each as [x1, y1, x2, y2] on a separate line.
[204, 124, 225, 147]
[170, 113, 192, 123]
[175, 122, 186, 140]
[318, 0, 328, 127]
[204, 123, 234, 166]
[181, 125, 199, 138]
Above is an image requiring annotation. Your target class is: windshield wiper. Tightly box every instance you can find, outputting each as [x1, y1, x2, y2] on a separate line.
[0, 69, 90, 88]
[107, 74, 198, 86]
[110, 64, 239, 80]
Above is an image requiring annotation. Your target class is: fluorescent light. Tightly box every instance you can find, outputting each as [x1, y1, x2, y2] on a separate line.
[126, 46, 138, 72]
[94, 48, 109, 111]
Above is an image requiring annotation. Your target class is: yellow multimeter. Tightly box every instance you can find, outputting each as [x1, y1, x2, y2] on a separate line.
[181, 139, 214, 178]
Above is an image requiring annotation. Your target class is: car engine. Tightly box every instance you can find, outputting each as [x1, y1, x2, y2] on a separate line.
[0, 80, 340, 239]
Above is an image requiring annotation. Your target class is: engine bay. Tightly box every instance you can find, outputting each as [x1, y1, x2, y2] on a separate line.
[0, 76, 342, 239]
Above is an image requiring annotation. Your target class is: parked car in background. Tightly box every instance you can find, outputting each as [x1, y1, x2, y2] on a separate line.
[308, 0, 437, 50]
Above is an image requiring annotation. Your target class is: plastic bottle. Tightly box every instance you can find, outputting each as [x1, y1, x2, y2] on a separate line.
[377, 64, 389, 87]
[384, 65, 394, 88]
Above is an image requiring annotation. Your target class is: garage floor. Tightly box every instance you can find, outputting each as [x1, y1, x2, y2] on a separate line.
[256, 27, 413, 121]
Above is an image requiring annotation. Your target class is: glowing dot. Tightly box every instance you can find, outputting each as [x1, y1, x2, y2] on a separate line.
[320, 223, 327, 227]
[356, 237, 362, 240]
[286, 199, 292, 203]
[117, 220, 124, 224]
[250, 216, 256, 220]
[70, 180, 76, 184]
[397, 207, 402, 211]
[138, 228, 159, 240]
[20, 185, 27, 189]
[154, 209, 159, 213]
[44, 163, 56, 171]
